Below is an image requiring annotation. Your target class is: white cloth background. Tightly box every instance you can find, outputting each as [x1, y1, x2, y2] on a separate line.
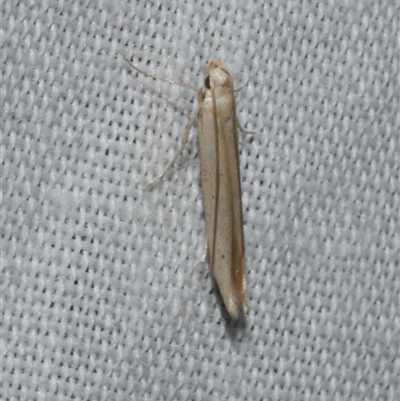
[2, 1, 399, 400]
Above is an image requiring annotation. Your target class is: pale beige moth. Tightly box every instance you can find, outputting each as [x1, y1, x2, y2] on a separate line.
[125, 57, 249, 319]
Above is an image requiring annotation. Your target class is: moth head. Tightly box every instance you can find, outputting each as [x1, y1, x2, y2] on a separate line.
[205, 58, 230, 89]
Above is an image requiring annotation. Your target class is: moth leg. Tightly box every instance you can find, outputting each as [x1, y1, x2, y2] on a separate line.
[237, 118, 255, 135]
[234, 80, 250, 93]
[144, 104, 202, 189]
[125, 58, 201, 93]
[197, 244, 208, 265]
[234, 81, 254, 134]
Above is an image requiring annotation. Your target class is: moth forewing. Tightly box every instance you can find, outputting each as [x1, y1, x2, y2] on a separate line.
[125, 57, 248, 319]
[198, 59, 247, 319]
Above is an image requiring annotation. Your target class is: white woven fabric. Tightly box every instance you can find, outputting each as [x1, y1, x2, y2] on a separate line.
[2, 1, 399, 400]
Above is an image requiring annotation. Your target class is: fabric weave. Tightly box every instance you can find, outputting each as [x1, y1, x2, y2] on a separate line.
[2, 1, 399, 400]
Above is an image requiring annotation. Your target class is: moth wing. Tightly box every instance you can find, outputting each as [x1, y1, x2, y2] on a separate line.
[199, 85, 247, 319]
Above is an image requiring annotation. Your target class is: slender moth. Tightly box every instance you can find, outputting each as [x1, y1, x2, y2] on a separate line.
[126, 58, 249, 319]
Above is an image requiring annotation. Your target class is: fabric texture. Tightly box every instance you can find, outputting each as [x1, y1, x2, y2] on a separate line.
[2, 1, 399, 400]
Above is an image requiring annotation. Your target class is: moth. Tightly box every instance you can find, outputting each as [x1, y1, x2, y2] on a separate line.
[125, 58, 249, 319]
